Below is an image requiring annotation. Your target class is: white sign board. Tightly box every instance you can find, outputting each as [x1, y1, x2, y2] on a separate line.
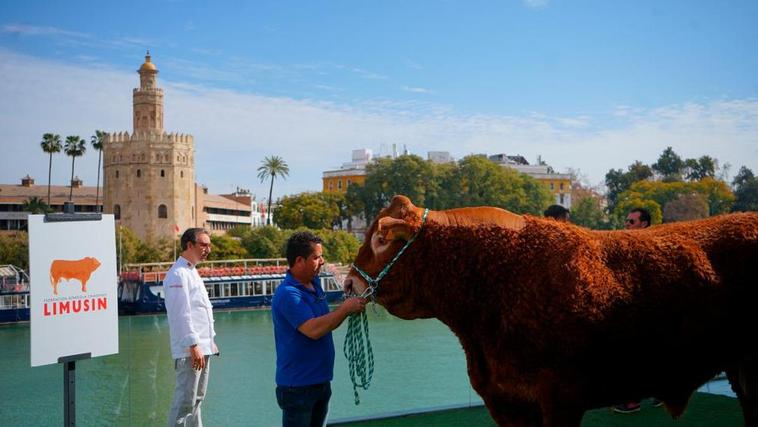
[29, 215, 119, 366]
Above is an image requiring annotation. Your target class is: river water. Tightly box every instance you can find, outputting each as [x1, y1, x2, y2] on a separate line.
[0, 307, 482, 426]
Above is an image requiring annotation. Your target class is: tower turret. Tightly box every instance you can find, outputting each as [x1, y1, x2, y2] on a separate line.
[133, 50, 164, 133]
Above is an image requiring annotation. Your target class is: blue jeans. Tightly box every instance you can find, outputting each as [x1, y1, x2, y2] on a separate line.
[275, 382, 331, 427]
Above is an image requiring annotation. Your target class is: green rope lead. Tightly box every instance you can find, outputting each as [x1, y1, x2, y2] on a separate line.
[343, 309, 374, 405]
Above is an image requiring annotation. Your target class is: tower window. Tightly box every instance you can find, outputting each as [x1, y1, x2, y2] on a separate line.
[114, 204, 121, 220]
[161, 169, 165, 177]
[180, 171, 184, 178]
[158, 204, 168, 219]
[115, 170, 119, 178]
[137, 169, 141, 178]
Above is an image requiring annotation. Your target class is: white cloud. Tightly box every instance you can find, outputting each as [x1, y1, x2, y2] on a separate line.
[1, 49, 757, 202]
[522, 0, 549, 9]
[403, 86, 433, 94]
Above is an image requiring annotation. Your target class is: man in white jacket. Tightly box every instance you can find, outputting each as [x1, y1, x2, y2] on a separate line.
[164, 228, 218, 427]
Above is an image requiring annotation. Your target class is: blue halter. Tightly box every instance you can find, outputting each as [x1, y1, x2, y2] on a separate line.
[351, 208, 429, 299]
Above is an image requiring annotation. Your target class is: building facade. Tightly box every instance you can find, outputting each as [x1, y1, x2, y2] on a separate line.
[0, 176, 101, 231]
[322, 149, 371, 193]
[488, 154, 572, 208]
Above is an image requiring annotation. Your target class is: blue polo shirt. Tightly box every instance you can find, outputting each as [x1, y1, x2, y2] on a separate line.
[272, 270, 335, 387]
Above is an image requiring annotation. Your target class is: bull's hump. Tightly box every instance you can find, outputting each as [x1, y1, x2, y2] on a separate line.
[439, 207, 525, 230]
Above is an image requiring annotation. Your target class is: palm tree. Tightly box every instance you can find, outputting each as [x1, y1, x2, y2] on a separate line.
[91, 130, 106, 212]
[22, 196, 51, 214]
[64, 135, 87, 201]
[257, 156, 289, 225]
[40, 133, 62, 205]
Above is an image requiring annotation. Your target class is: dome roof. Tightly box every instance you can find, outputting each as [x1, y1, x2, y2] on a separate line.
[139, 51, 157, 72]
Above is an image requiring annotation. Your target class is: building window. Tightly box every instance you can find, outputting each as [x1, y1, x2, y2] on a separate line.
[115, 170, 119, 178]
[338, 180, 342, 190]
[550, 183, 554, 190]
[180, 171, 184, 178]
[136, 169, 141, 178]
[160, 169, 165, 177]
[114, 204, 121, 220]
[560, 183, 564, 190]
[158, 204, 168, 219]
[560, 194, 565, 204]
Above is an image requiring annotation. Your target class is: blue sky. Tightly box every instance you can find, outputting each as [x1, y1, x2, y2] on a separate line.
[2, 0, 757, 199]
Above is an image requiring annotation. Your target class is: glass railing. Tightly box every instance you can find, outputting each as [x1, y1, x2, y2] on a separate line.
[0, 306, 483, 426]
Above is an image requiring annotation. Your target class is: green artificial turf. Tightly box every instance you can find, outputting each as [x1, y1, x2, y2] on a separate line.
[331, 393, 743, 427]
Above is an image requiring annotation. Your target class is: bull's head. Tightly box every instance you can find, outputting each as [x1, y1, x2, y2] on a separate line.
[345, 195, 432, 318]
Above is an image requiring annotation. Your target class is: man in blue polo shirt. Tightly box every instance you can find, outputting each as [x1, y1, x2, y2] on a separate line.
[273, 231, 367, 427]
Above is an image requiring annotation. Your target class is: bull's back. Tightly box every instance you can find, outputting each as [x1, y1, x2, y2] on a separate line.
[434, 206, 525, 230]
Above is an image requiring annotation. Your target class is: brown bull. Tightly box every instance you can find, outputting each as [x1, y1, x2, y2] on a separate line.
[50, 257, 102, 295]
[346, 195, 758, 427]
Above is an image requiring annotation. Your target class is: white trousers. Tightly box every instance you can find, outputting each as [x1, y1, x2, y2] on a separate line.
[167, 356, 210, 427]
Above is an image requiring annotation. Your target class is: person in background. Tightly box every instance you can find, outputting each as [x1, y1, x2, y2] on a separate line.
[164, 228, 219, 426]
[272, 231, 367, 427]
[613, 208, 662, 414]
[544, 204, 571, 222]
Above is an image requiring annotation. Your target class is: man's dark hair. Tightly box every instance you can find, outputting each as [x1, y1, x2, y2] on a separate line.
[286, 231, 323, 267]
[180, 228, 210, 250]
[629, 208, 652, 227]
[544, 204, 570, 221]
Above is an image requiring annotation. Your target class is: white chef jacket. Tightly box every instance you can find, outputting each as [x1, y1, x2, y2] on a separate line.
[163, 256, 216, 359]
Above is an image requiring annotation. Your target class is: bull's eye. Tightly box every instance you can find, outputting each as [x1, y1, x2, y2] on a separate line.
[377, 236, 387, 245]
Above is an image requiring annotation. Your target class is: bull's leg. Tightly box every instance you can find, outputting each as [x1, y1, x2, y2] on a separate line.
[535, 372, 584, 427]
[484, 395, 543, 427]
[728, 357, 758, 427]
[52, 279, 58, 295]
[81, 279, 87, 293]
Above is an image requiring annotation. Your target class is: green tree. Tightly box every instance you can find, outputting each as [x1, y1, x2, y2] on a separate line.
[318, 229, 361, 265]
[0, 232, 29, 270]
[662, 193, 709, 222]
[570, 188, 610, 229]
[732, 166, 758, 212]
[684, 155, 716, 181]
[652, 146, 685, 181]
[208, 234, 248, 260]
[453, 156, 552, 214]
[604, 160, 653, 212]
[91, 130, 106, 212]
[613, 178, 734, 225]
[359, 155, 437, 220]
[40, 133, 62, 206]
[64, 135, 86, 201]
[240, 226, 287, 258]
[21, 197, 51, 214]
[116, 226, 142, 267]
[257, 156, 289, 225]
[275, 192, 340, 230]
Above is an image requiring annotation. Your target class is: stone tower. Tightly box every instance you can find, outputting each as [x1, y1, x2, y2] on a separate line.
[103, 52, 197, 241]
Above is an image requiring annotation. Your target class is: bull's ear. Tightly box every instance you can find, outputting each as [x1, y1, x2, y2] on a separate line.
[378, 216, 415, 241]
